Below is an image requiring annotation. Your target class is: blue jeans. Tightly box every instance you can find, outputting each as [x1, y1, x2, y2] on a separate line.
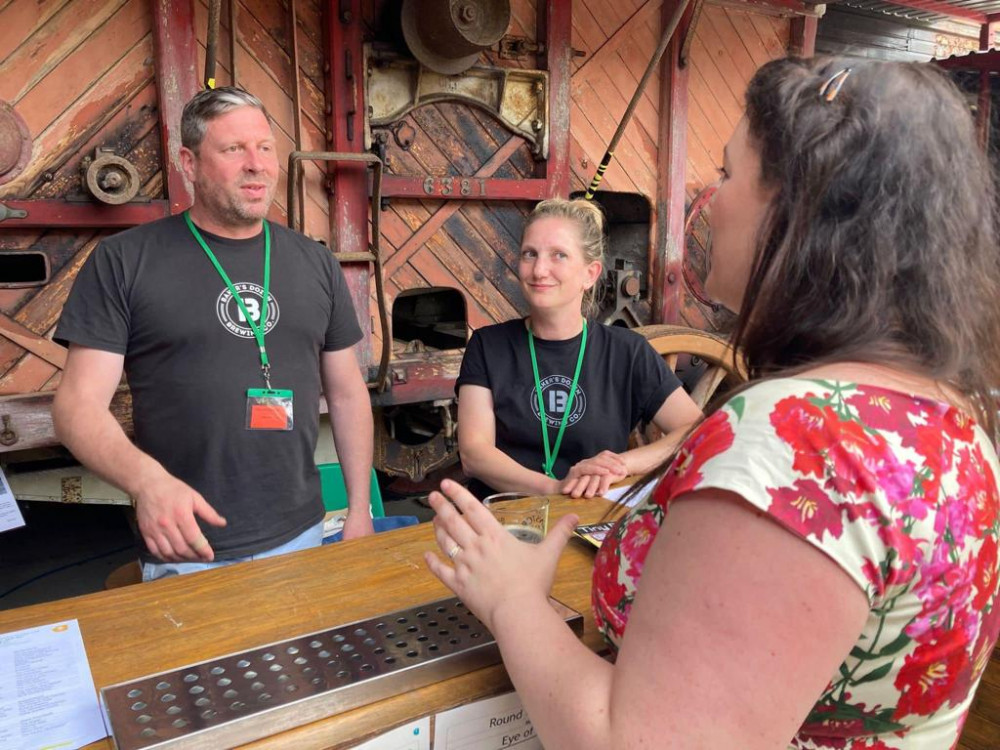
[141, 521, 325, 582]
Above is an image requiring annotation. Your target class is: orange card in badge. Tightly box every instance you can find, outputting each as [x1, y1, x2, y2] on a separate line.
[249, 403, 289, 429]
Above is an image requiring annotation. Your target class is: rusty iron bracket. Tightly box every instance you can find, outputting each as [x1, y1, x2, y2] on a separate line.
[287, 151, 390, 393]
[365, 48, 549, 158]
[0, 415, 17, 447]
[497, 35, 543, 59]
[0, 202, 27, 222]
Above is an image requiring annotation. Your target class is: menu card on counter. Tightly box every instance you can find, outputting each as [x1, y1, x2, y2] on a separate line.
[354, 717, 430, 750]
[434, 692, 540, 750]
[601, 481, 655, 509]
[0, 619, 107, 750]
[0, 466, 25, 533]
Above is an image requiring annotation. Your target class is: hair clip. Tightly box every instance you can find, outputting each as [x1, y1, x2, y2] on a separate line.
[819, 68, 852, 102]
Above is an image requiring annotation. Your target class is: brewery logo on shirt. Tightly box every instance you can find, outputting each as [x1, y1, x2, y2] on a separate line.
[529, 375, 587, 428]
[216, 282, 280, 338]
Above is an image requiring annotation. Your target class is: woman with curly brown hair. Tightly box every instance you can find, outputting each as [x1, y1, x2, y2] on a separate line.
[426, 56, 1000, 749]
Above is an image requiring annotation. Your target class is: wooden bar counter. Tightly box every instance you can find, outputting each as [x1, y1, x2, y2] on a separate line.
[0, 496, 612, 750]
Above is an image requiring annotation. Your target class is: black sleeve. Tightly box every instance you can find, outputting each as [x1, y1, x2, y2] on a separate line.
[455, 329, 490, 395]
[632, 338, 683, 425]
[53, 241, 131, 354]
[323, 255, 364, 352]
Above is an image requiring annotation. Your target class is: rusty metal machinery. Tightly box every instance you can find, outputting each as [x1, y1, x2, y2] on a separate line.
[365, 50, 549, 159]
[400, 0, 511, 76]
[596, 259, 645, 328]
[374, 400, 458, 481]
[0, 100, 31, 186]
[81, 147, 141, 205]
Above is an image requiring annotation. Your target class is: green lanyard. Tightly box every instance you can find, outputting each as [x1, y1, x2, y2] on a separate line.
[184, 211, 273, 388]
[528, 320, 588, 479]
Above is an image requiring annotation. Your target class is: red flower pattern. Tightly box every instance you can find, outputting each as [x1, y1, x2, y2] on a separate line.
[973, 535, 998, 611]
[767, 478, 845, 541]
[893, 626, 970, 717]
[657, 409, 735, 499]
[592, 381, 1000, 749]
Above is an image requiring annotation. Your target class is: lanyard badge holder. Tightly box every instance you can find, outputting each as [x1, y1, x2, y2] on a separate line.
[184, 212, 294, 431]
[528, 320, 588, 479]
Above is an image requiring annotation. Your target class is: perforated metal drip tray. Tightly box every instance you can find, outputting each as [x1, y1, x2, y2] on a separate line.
[102, 596, 582, 750]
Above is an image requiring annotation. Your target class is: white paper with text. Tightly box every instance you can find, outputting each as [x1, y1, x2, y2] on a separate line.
[352, 717, 430, 750]
[0, 465, 25, 533]
[434, 692, 539, 750]
[602, 480, 655, 509]
[0, 620, 107, 750]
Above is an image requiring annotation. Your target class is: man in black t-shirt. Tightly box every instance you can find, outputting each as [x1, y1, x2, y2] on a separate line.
[52, 87, 374, 579]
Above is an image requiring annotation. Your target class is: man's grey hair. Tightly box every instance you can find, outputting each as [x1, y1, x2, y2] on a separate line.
[181, 87, 269, 152]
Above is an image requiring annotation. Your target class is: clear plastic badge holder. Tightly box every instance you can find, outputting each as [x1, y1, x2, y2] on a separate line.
[245, 388, 294, 431]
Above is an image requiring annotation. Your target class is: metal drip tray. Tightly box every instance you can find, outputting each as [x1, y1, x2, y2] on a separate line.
[102, 596, 582, 749]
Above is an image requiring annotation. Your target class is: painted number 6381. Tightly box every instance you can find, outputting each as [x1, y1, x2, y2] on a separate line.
[422, 176, 487, 197]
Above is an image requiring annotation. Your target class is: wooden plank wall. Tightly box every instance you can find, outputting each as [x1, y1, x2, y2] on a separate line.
[0, 0, 332, 397]
[367, 3, 541, 343]
[0, 0, 793, 394]
[568, 0, 789, 331]
[0, 0, 159, 397]
[682, 4, 789, 330]
[371, 0, 789, 344]
[192, 0, 331, 240]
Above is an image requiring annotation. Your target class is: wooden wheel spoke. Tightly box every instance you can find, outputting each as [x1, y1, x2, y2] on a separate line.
[632, 324, 748, 411]
[690, 365, 728, 409]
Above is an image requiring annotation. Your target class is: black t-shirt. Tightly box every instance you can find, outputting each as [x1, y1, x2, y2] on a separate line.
[456, 319, 681, 496]
[55, 213, 363, 559]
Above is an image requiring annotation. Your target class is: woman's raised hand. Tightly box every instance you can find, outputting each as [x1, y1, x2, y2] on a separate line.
[423, 479, 579, 632]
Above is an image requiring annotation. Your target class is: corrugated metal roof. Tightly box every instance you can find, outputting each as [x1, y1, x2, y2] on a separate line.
[831, 0, 1000, 25]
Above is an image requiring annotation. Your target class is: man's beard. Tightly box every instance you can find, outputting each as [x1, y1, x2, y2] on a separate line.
[198, 179, 274, 228]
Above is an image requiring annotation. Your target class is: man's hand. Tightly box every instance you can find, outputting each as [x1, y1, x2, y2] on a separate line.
[134, 472, 227, 562]
[341, 510, 375, 540]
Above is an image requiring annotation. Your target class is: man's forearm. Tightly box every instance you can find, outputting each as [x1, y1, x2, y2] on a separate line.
[327, 391, 374, 516]
[53, 398, 164, 497]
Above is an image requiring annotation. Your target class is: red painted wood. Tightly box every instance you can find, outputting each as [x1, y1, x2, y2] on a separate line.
[721, 0, 809, 16]
[0, 200, 170, 228]
[790, 15, 817, 57]
[935, 48, 1000, 71]
[380, 176, 550, 200]
[702, 7, 756, 87]
[370, 362, 462, 406]
[151, 0, 198, 214]
[655, 0, 696, 325]
[541, 0, 572, 198]
[327, 0, 374, 369]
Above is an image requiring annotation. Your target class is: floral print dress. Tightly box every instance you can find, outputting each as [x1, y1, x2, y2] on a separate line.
[592, 379, 1000, 749]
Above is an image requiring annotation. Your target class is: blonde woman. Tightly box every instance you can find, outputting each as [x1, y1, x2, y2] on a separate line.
[456, 198, 702, 499]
